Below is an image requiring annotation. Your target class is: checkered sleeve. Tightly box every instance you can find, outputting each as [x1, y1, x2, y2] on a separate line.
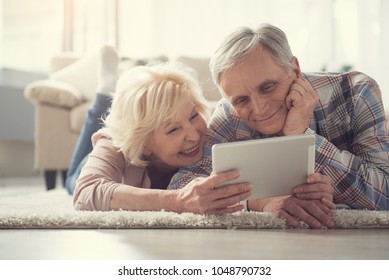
[168, 156, 213, 190]
[315, 73, 389, 210]
[168, 130, 230, 190]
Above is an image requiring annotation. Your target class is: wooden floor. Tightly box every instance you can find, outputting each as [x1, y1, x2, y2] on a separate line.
[1, 177, 389, 260]
[1, 228, 389, 260]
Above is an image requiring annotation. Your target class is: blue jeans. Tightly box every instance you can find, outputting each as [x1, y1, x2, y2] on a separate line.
[65, 94, 112, 194]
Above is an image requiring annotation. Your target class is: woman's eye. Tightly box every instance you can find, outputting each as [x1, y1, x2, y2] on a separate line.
[190, 113, 199, 121]
[168, 127, 178, 134]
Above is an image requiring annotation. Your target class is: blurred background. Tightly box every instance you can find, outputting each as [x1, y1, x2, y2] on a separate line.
[1, 0, 388, 178]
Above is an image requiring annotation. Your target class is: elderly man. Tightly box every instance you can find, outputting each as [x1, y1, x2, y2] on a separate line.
[169, 23, 389, 229]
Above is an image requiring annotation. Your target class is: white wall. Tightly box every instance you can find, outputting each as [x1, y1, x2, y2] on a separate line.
[0, 68, 46, 142]
[0, 139, 36, 177]
[1, 0, 388, 177]
[115, 0, 389, 106]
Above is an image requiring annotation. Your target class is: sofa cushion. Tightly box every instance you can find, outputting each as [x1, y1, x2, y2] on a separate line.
[175, 56, 220, 102]
[24, 80, 83, 108]
[119, 55, 169, 73]
[50, 52, 98, 101]
[50, 54, 79, 73]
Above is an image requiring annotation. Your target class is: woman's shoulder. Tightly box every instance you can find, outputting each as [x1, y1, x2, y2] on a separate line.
[91, 128, 113, 146]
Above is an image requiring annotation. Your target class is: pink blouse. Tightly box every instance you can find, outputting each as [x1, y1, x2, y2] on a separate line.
[73, 130, 151, 211]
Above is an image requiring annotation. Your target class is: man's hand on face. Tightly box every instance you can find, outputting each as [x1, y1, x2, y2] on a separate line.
[282, 76, 319, 136]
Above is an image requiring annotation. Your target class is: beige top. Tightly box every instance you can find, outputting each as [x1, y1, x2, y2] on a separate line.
[73, 130, 151, 211]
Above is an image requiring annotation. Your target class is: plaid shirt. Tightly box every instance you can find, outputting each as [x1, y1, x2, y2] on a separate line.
[168, 71, 389, 210]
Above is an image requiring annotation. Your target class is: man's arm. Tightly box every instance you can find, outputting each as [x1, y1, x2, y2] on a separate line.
[315, 73, 389, 210]
[168, 152, 213, 190]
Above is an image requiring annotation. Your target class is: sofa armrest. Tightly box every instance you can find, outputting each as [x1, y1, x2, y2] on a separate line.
[24, 79, 83, 109]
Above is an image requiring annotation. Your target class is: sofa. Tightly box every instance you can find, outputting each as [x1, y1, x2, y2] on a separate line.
[24, 49, 221, 190]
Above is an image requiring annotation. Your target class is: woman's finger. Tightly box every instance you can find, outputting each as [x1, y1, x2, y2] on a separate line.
[205, 170, 240, 190]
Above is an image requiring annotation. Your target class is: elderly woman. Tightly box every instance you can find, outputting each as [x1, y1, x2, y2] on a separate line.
[72, 61, 252, 214]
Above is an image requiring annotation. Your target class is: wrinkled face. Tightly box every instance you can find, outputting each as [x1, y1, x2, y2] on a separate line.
[145, 102, 207, 170]
[220, 47, 299, 135]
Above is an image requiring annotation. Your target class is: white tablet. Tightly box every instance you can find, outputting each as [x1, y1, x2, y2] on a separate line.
[212, 134, 315, 199]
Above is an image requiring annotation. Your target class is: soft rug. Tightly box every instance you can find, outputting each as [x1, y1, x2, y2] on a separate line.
[1, 188, 389, 229]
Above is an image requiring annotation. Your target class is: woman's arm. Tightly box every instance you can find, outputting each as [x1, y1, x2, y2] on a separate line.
[74, 134, 251, 213]
[73, 135, 140, 211]
[111, 172, 252, 215]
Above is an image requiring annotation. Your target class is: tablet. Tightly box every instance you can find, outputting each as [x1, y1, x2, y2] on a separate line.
[212, 134, 315, 199]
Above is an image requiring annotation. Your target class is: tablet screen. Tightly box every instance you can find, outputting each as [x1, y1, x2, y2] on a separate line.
[212, 134, 315, 199]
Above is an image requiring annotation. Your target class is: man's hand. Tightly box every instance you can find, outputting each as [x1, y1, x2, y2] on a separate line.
[176, 170, 252, 215]
[248, 195, 336, 229]
[282, 77, 318, 135]
[293, 173, 334, 201]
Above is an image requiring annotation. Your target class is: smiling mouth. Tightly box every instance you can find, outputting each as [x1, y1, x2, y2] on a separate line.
[180, 144, 200, 157]
[254, 106, 282, 123]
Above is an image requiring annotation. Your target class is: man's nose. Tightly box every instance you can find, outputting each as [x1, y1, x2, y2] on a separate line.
[251, 96, 267, 114]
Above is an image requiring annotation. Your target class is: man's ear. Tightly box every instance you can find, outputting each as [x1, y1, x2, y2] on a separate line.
[291, 56, 302, 78]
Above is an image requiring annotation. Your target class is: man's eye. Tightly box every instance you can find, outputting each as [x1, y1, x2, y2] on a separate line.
[233, 97, 249, 106]
[261, 82, 277, 93]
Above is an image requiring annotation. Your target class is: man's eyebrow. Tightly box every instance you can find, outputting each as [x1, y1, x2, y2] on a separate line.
[259, 79, 277, 87]
[256, 79, 279, 91]
[229, 78, 280, 103]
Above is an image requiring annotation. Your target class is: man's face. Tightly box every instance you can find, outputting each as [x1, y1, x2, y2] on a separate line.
[219, 47, 299, 135]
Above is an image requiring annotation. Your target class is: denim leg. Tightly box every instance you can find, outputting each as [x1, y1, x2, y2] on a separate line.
[66, 155, 89, 195]
[65, 94, 112, 195]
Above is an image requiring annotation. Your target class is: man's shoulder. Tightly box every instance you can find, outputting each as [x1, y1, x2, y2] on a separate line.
[214, 97, 234, 111]
[304, 71, 375, 87]
[211, 98, 239, 124]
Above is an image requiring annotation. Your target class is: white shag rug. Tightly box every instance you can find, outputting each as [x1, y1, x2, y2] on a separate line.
[1, 188, 389, 229]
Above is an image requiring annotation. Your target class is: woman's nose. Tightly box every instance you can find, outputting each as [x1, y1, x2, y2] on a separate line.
[184, 125, 200, 141]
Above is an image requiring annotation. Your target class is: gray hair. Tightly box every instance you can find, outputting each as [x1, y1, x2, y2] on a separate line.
[210, 23, 294, 89]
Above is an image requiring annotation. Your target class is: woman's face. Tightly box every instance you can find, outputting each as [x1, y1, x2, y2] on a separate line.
[144, 102, 208, 170]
